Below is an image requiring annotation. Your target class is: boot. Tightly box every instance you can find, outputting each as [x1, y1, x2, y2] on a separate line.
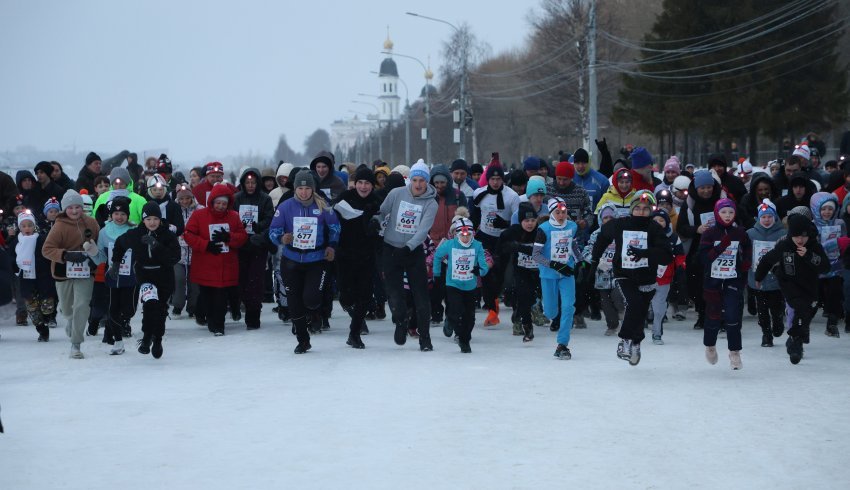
[122, 322, 132, 338]
[522, 323, 534, 343]
[375, 303, 387, 320]
[278, 306, 291, 323]
[110, 340, 125, 355]
[729, 350, 742, 370]
[137, 335, 152, 355]
[321, 316, 331, 331]
[531, 303, 547, 327]
[360, 320, 369, 335]
[693, 312, 704, 330]
[443, 319, 454, 338]
[589, 303, 602, 321]
[825, 315, 840, 338]
[86, 319, 98, 336]
[573, 316, 586, 329]
[512, 320, 523, 336]
[554, 344, 571, 360]
[394, 323, 407, 346]
[761, 332, 773, 347]
[16, 311, 28, 326]
[151, 337, 163, 359]
[308, 312, 322, 334]
[346, 331, 365, 349]
[293, 316, 311, 354]
[786, 336, 803, 365]
[773, 319, 785, 338]
[36, 324, 49, 342]
[549, 318, 559, 332]
[604, 327, 617, 336]
[419, 335, 433, 352]
[484, 308, 500, 327]
[458, 338, 471, 353]
[617, 339, 631, 360]
[245, 309, 261, 330]
[705, 346, 718, 365]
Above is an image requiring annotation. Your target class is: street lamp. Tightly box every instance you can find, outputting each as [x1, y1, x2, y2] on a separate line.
[383, 50, 432, 165]
[352, 99, 382, 160]
[407, 11, 468, 162]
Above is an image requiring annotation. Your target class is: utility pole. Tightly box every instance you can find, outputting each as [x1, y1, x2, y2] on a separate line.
[588, 0, 598, 166]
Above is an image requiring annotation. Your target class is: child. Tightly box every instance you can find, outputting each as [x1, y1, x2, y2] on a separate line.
[809, 192, 846, 337]
[698, 199, 752, 370]
[533, 197, 583, 359]
[747, 199, 786, 347]
[145, 174, 185, 235]
[582, 203, 623, 336]
[649, 209, 685, 345]
[6, 194, 29, 326]
[94, 175, 111, 198]
[433, 215, 489, 353]
[110, 202, 181, 358]
[595, 168, 636, 217]
[173, 185, 200, 317]
[591, 190, 672, 366]
[499, 202, 541, 342]
[755, 214, 829, 364]
[96, 196, 134, 354]
[41, 197, 61, 231]
[9, 211, 56, 342]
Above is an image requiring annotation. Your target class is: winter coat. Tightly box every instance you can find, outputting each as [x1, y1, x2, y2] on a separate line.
[433, 236, 489, 291]
[54, 171, 75, 193]
[533, 219, 583, 280]
[75, 165, 101, 195]
[810, 192, 847, 278]
[591, 215, 673, 287]
[183, 185, 248, 288]
[676, 177, 726, 258]
[269, 162, 295, 207]
[192, 179, 238, 210]
[429, 165, 468, 242]
[9, 232, 55, 299]
[26, 180, 66, 220]
[746, 219, 785, 291]
[698, 220, 752, 289]
[309, 152, 347, 201]
[776, 172, 816, 219]
[269, 195, 340, 264]
[498, 223, 537, 271]
[112, 223, 181, 281]
[572, 168, 610, 211]
[15, 170, 35, 202]
[471, 184, 521, 239]
[233, 168, 275, 253]
[738, 173, 780, 229]
[755, 232, 830, 307]
[145, 193, 185, 236]
[41, 212, 101, 280]
[380, 183, 439, 250]
[594, 168, 635, 217]
[96, 220, 135, 288]
[333, 188, 381, 259]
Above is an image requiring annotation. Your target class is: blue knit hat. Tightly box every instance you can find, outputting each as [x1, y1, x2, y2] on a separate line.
[693, 169, 714, 188]
[629, 147, 653, 170]
[757, 198, 778, 220]
[522, 156, 541, 171]
[410, 159, 430, 181]
[43, 197, 61, 215]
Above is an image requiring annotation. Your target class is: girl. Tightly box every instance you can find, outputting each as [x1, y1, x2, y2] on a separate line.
[809, 192, 846, 337]
[433, 214, 489, 353]
[533, 197, 583, 359]
[747, 199, 786, 347]
[582, 203, 623, 336]
[649, 209, 686, 345]
[595, 168, 636, 217]
[96, 196, 134, 354]
[9, 211, 56, 342]
[269, 170, 340, 354]
[499, 202, 542, 342]
[172, 185, 200, 317]
[698, 199, 752, 370]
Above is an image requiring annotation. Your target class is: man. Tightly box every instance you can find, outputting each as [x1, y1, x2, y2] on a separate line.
[449, 159, 477, 199]
[707, 153, 747, 203]
[192, 162, 236, 206]
[378, 160, 438, 351]
[571, 148, 610, 212]
[523, 156, 541, 179]
[91, 167, 148, 225]
[628, 147, 659, 192]
[508, 169, 528, 197]
[76, 151, 103, 195]
[773, 154, 804, 197]
[27, 161, 67, 218]
[125, 152, 144, 187]
[309, 151, 346, 201]
[777, 172, 816, 219]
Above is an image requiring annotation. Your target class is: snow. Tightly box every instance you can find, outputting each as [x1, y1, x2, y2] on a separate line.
[1, 302, 849, 489]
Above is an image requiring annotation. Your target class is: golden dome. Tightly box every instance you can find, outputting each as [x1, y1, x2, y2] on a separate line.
[383, 26, 394, 50]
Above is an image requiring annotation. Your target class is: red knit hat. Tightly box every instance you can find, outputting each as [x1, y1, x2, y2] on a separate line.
[556, 161, 575, 179]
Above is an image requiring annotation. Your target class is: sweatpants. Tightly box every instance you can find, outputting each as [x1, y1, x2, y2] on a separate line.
[107, 287, 137, 342]
[650, 283, 671, 338]
[137, 268, 174, 341]
[56, 278, 94, 346]
[383, 243, 431, 343]
[541, 275, 575, 346]
[445, 286, 476, 342]
[614, 278, 654, 344]
[703, 281, 744, 351]
[598, 287, 624, 330]
[754, 289, 784, 334]
[282, 258, 327, 342]
[337, 254, 375, 334]
[514, 267, 539, 326]
[172, 263, 199, 314]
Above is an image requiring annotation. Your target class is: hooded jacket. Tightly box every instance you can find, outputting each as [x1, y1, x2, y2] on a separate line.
[41, 211, 102, 280]
[233, 168, 275, 251]
[26, 178, 66, 220]
[92, 176, 148, 226]
[810, 191, 847, 278]
[76, 164, 101, 195]
[677, 176, 726, 258]
[595, 168, 636, 217]
[269, 162, 295, 207]
[746, 215, 785, 291]
[309, 151, 346, 201]
[429, 165, 468, 242]
[145, 189, 185, 236]
[183, 184, 248, 287]
[15, 170, 35, 199]
[112, 222, 180, 282]
[755, 228, 829, 307]
[698, 202, 752, 288]
[776, 172, 816, 219]
[380, 182, 439, 250]
[739, 173, 780, 229]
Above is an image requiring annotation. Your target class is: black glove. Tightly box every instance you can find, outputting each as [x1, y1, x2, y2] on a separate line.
[367, 217, 382, 236]
[472, 265, 481, 276]
[206, 241, 222, 255]
[63, 251, 87, 264]
[141, 234, 161, 249]
[242, 220, 251, 229]
[549, 261, 574, 276]
[107, 266, 119, 281]
[492, 216, 509, 229]
[595, 137, 609, 154]
[627, 246, 650, 260]
[212, 229, 231, 243]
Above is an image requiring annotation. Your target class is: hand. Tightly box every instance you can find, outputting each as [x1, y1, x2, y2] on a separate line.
[107, 266, 119, 281]
[472, 265, 481, 276]
[796, 246, 807, 257]
[627, 246, 650, 260]
[212, 229, 230, 243]
[206, 241, 222, 255]
[249, 233, 266, 248]
[492, 216, 509, 229]
[83, 239, 98, 257]
[63, 250, 87, 264]
[282, 233, 293, 245]
[324, 247, 335, 262]
[595, 137, 608, 153]
[367, 217, 383, 236]
[697, 224, 709, 234]
[242, 220, 250, 229]
[719, 235, 732, 249]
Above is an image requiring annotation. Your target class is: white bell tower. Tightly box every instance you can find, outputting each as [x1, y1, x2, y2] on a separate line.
[378, 27, 401, 123]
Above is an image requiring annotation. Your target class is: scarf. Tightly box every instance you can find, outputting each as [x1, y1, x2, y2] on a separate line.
[472, 186, 505, 210]
[548, 216, 568, 230]
[15, 234, 38, 276]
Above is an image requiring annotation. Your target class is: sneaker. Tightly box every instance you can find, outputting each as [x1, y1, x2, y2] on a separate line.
[375, 303, 387, 320]
[294, 341, 312, 354]
[729, 350, 742, 370]
[172, 307, 182, 316]
[458, 339, 471, 353]
[46, 318, 57, 329]
[394, 324, 407, 346]
[110, 341, 125, 355]
[652, 335, 664, 345]
[549, 319, 559, 332]
[321, 317, 331, 331]
[554, 344, 571, 360]
[346, 333, 365, 349]
[825, 323, 840, 338]
[151, 338, 163, 359]
[407, 327, 419, 338]
[360, 323, 369, 335]
[761, 333, 773, 347]
[137, 337, 152, 354]
[484, 309, 500, 327]
[522, 324, 534, 343]
[573, 316, 586, 329]
[705, 346, 718, 365]
[69, 344, 84, 359]
[512, 321, 523, 336]
[617, 339, 631, 360]
[419, 337, 434, 352]
[628, 342, 641, 366]
[673, 312, 686, 321]
[213, 330, 225, 337]
[604, 327, 617, 336]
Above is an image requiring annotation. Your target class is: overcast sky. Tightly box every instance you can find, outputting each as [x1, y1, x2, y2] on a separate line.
[1, 0, 533, 164]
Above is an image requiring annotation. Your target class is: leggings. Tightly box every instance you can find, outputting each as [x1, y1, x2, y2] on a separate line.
[283, 258, 328, 341]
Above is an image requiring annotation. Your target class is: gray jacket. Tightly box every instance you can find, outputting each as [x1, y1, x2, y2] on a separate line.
[380, 184, 438, 250]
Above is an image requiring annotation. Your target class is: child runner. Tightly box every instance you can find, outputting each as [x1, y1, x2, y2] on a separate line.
[499, 202, 541, 342]
[583, 203, 623, 336]
[649, 209, 685, 345]
[747, 199, 786, 347]
[809, 192, 846, 337]
[96, 196, 134, 354]
[9, 210, 56, 342]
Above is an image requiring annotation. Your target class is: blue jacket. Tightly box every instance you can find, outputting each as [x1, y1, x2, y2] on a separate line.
[573, 168, 610, 212]
[533, 219, 582, 280]
[433, 236, 489, 291]
[97, 220, 135, 288]
[269, 197, 340, 264]
[746, 221, 784, 291]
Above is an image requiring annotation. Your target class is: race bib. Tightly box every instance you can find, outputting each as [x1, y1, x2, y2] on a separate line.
[621, 230, 648, 269]
[139, 283, 159, 302]
[598, 243, 615, 271]
[20, 259, 35, 279]
[239, 205, 259, 234]
[66, 260, 91, 279]
[711, 240, 739, 279]
[549, 230, 573, 263]
[209, 223, 231, 253]
[615, 207, 631, 218]
[451, 248, 476, 281]
[107, 243, 133, 276]
[292, 216, 319, 250]
[820, 225, 841, 263]
[394, 201, 423, 234]
[517, 252, 537, 269]
[699, 211, 716, 228]
[752, 240, 775, 270]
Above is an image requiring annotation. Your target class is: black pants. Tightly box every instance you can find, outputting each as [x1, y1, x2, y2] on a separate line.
[107, 286, 137, 342]
[686, 255, 705, 316]
[201, 286, 229, 333]
[615, 278, 655, 344]
[446, 286, 476, 342]
[819, 276, 844, 319]
[787, 298, 814, 344]
[239, 248, 267, 315]
[383, 243, 431, 342]
[137, 268, 175, 341]
[755, 289, 784, 334]
[430, 273, 446, 322]
[337, 254, 374, 333]
[283, 258, 327, 342]
[89, 281, 109, 329]
[477, 233, 503, 311]
[514, 267, 539, 326]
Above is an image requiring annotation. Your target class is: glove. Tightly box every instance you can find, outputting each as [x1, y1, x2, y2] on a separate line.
[206, 241, 222, 255]
[107, 266, 119, 281]
[595, 137, 609, 153]
[367, 217, 383, 236]
[63, 250, 87, 264]
[549, 261, 574, 276]
[212, 229, 231, 243]
[242, 220, 251, 230]
[324, 247, 335, 262]
[141, 234, 160, 249]
[718, 235, 732, 250]
[492, 216, 509, 229]
[82, 240, 98, 257]
[249, 233, 267, 248]
[627, 246, 650, 260]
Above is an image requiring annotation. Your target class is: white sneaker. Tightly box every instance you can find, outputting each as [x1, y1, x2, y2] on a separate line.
[110, 341, 125, 356]
[705, 346, 718, 365]
[70, 344, 84, 359]
[729, 350, 742, 370]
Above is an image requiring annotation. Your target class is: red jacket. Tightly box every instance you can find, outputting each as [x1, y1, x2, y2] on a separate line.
[183, 184, 248, 287]
[193, 180, 237, 209]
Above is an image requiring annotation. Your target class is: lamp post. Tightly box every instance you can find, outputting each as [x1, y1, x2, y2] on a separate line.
[383, 51, 431, 164]
[407, 12, 467, 162]
[352, 100, 382, 160]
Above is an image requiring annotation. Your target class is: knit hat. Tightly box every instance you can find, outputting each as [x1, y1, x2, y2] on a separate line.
[651, 208, 671, 232]
[793, 145, 811, 161]
[157, 153, 173, 175]
[109, 167, 131, 186]
[410, 159, 430, 181]
[141, 201, 162, 220]
[204, 162, 224, 175]
[672, 175, 691, 192]
[85, 151, 101, 167]
[393, 165, 410, 178]
[34, 161, 54, 176]
[525, 177, 547, 198]
[517, 202, 538, 221]
[79, 189, 93, 213]
[17, 210, 36, 228]
[485, 163, 505, 180]
[508, 169, 528, 187]
[109, 196, 131, 217]
[572, 148, 589, 164]
[292, 169, 316, 190]
[176, 184, 193, 200]
[14, 193, 25, 208]
[547, 197, 567, 213]
[708, 153, 728, 168]
[693, 169, 714, 188]
[630, 190, 656, 211]
[470, 163, 484, 175]
[374, 165, 391, 178]
[713, 198, 736, 225]
[61, 189, 84, 210]
[522, 156, 541, 171]
[663, 157, 681, 174]
[147, 174, 167, 189]
[654, 188, 673, 205]
[787, 213, 811, 237]
[629, 147, 653, 170]
[787, 205, 813, 221]
[555, 161, 575, 179]
[43, 197, 60, 215]
[354, 165, 377, 186]
[450, 159, 469, 173]
[757, 198, 778, 220]
[452, 217, 474, 235]
[738, 160, 753, 177]
[598, 203, 617, 222]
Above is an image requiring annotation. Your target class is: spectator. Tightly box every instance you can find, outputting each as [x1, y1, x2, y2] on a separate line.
[76, 152, 103, 195]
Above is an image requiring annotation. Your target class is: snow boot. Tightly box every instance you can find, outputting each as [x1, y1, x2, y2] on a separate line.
[151, 338, 163, 359]
[787, 336, 803, 365]
[110, 340, 125, 355]
[573, 316, 586, 329]
[705, 346, 718, 365]
[231, 307, 242, 322]
[394, 323, 407, 346]
[531, 303, 547, 327]
[294, 341, 312, 354]
[419, 335, 433, 352]
[86, 319, 98, 336]
[761, 332, 773, 347]
[245, 310, 261, 330]
[554, 344, 571, 360]
[346, 331, 365, 349]
[458, 338, 471, 353]
[16, 311, 28, 326]
[375, 303, 387, 320]
[825, 316, 840, 338]
[617, 339, 631, 360]
[772, 319, 784, 338]
[278, 306, 291, 323]
[36, 324, 49, 342]
[137, 336, 152, 355]
[628, 342, 641, 366]
[522, 323, 534, 343]
[729, 350, 742, 370]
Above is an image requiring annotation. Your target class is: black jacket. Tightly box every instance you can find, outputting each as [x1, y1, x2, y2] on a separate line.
[333, 188, 382, 258]
[754, 232, 829, 307]
[26, 181, 66, 219]
[234, 168, 275, 253]
[76, 165, 101, 195]
[592, 215, 672, 286]
[738, 173, 780, 229]
[145, 194, 185, 236]
[497, 223, 537, 269]
[112, 224, 180, 276]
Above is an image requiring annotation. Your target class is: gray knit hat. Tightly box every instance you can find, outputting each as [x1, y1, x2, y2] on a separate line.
[109, 167, 131, 186]
[292, 169, 316, 190]
[61, 189, 84, 210]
